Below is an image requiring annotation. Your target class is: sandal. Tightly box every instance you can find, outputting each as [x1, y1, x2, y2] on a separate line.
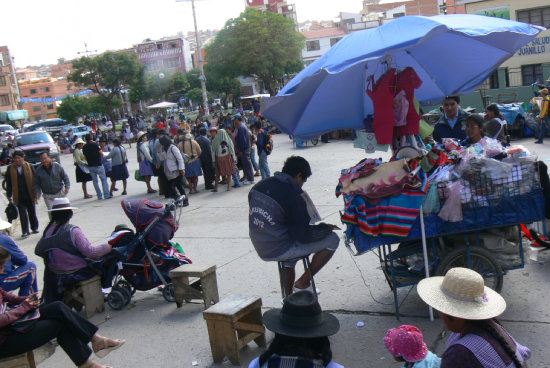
[92, 337, 126, 359]
[147, 189, 157, 194]
[84, 194, 93, 199]
[121, 191, 127, 195]
[79, 360, 112, 368]
[211, 189, 218, 192]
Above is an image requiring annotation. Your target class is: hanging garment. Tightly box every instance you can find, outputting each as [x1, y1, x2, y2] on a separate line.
[394, 67, 423, 136]
[393, 90, 409, 127]
[366, 68, 396, 144]
[341, 170, 428, 238]
[353, 131, 390, 154]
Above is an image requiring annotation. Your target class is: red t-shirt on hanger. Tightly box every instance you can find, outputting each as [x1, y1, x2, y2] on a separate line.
[394, 67, 423, 137]
[366, 68, 396, 145]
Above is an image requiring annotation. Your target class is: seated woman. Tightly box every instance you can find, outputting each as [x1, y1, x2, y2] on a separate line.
[35, 198, 112, 304]
[0, 247, 124, 368]
[249, 291, 342, 368]
[462, 114, 506, 147]
[418, 268, 531, 368]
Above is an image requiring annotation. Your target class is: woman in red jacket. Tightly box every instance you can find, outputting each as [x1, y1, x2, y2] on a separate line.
[0, 247, 125, 368]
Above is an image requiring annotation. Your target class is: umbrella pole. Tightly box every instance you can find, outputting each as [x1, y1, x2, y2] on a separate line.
[419, 204, 434, 321]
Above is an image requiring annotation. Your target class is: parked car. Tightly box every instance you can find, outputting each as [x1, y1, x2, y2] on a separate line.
[0, 124, 19, 136]
[31, 118, 70, 140]
[61, 125, 91, 139]
[14, 131, 60, 164]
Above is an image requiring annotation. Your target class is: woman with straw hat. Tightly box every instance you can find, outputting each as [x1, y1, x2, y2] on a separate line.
[73, 138, 92, 199]
[417, 267, 531, 368]
[249, 291, 342, 368]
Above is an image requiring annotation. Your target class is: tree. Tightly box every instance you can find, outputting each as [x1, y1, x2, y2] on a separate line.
[205, 7, 304, 95]
[57, 95, 90, 123]
[69, 52, 143, 119]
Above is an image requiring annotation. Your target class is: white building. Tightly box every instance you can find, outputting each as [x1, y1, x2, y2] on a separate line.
[301, 28, 348, 66]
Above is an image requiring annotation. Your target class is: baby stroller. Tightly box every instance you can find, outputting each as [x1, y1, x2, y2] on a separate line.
[105, 195, 191, 310]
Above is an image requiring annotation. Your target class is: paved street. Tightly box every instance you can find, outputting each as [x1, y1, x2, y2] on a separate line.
[5, 133, 550, 367]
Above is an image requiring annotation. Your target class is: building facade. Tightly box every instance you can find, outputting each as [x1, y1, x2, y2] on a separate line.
[0, 46, 19, 112]
[245, 0, 298, 23]
[362, 0, 442, 17]
[301, 28, 348, 66]
[135, 37, 192, 74]
[19, 77, 74, 121]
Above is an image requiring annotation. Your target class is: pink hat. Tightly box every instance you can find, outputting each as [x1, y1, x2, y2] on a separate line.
[384, 325, 428, 362]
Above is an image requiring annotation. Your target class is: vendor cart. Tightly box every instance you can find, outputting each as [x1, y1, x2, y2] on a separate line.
[343, 157, 545, 318]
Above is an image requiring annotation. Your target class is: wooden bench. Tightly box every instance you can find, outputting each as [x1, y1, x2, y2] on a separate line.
[169, 264, 219, 308]
[64, 275, 104, 318]
[203, 294, 266, 365]
[0, 351, 36, 368]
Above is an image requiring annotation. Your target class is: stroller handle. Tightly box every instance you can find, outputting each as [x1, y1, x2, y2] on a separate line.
[173, 194, 187, 207]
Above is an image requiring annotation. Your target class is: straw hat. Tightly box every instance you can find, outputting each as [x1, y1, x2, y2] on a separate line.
[46, 198, 78, 212]
[74, 138, 85, 145]
[136, 131, 147, 141]
[417, 267, 506, 320]
[263, 291, 340, 338]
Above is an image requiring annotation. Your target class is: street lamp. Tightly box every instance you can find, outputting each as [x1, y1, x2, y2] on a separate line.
[158, 72, 165, 100]
[176, 0, 209, 116]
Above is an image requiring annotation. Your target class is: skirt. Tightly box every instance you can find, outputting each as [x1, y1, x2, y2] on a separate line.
[111, 164, 129, 181]
[139, 160, 154, 176]
[185, 160, 203, 177]
[75, 165, 92, 183]
[215, 155, 235, 177]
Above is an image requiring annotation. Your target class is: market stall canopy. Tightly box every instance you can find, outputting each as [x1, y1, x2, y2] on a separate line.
[262, 14, 545, 139]
[0, 110, 28, 121]
[241, 94, 270, 99]
[146, 101, 178, 109]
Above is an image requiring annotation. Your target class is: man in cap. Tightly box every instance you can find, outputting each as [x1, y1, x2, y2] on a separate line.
[33, 151, 70, 211]
[233, 113, 255, 185]
[5, 151, 38, 237]
[535, 88, 550, 144]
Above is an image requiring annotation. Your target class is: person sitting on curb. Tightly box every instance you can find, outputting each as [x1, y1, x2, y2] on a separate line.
[248, 291, 342, 368]
[249, 156, 340, 295]
[0, 220, 38, 296]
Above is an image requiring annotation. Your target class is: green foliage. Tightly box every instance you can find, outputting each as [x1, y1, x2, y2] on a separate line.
[69, 52, 143, 117]
[170, 71, 189, 94]
[186, 88, 205, 104]
[89, 95, 122, 115]
[57, 95, 90, 123]
[205, 7, 304, 95]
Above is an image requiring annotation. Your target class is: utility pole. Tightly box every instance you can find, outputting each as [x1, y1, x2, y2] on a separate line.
[77, 42, 98, 57]
[176, 0, 209, 116]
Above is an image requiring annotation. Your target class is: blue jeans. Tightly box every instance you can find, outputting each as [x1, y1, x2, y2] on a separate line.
[0, 262, 38, 296]
[250, 148, 259, 171]
[88, 165, 110, 199]
[232, 172, 241, 187]
[259, 150, 271, 179]
[537, 116, 550, 141]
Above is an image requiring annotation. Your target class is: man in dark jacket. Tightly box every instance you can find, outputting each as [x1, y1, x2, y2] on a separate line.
[234, 114, 254, 185]
[5, 151, 38, 237]
[248, 156, 339, 295]
[83, 134, 111, 200]
[195, 127, 215, 189]
[433, 96, 470, 142]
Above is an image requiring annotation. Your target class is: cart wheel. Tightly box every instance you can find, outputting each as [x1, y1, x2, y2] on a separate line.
[436, 246, 504, 293]
[113, 286, 132, 306]
[311, 138, 319, 146]
[116, 280, 136, 295]
[107, 290, 125, 310]
[162, 283, 176, 303]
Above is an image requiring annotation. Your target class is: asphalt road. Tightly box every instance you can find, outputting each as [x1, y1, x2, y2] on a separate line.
[4, 133, 550, 367]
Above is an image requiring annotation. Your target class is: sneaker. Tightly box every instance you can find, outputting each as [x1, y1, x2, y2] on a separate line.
[293, 284, 321, 295]
[243, 180, 253, 185]
[232, 183, 241, 188]
[535, 140, 544, 144]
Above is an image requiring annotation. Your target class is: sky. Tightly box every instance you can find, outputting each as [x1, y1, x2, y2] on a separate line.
[1, 0, 363, 68]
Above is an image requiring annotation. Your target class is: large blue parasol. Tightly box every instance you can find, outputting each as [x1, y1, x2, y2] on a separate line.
[262, 15, 544, 138]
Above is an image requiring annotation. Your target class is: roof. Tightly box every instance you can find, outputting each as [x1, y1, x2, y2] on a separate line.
[301, 28, 347, 40]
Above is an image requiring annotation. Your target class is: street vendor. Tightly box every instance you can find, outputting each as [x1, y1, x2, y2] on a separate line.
[433, 96, 470, 142]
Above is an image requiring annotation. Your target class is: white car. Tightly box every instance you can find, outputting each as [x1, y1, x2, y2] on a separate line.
[0, 124, 19, 137]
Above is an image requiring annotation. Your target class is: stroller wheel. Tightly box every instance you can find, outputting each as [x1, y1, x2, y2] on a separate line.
[113, 286, 132, 306]
[107, 290, 125, 310]
[116, 280, 136, 295]
[162, 283, 176, 303]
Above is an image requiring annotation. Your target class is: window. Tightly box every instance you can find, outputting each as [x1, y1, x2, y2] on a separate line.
[142, 45, 154, 53]
[30, 88, 37, 94]
[521, 64, 543, 86]
[47, 103, 54, 110]
[517, 6, 550, 27]
[44, 86, 50, 92]
[304, 59, 317, 66]
[157, 44, 163, 50]
[0, 94, 9, 106]
[33, 106, 41, 112]
[330, 37, 342, 47]
[164, 57, 181, 69]
[393, 12, 405, 18]
[306, 40, 320, 51]
[169, 42, 178, 49]
[0, 76, 6, 86]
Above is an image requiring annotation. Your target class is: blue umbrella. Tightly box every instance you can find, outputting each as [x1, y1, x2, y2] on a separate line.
[262, 15, 544, 138]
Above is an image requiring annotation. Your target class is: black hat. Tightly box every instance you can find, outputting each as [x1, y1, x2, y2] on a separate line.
[263, 291, 340, 338]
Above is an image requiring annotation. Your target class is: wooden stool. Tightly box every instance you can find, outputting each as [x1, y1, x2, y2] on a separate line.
[0, 351, 36, 368]
[203, 294, 266, 365]
[64, 275, 104, 318]
[169, 264, 219, 308]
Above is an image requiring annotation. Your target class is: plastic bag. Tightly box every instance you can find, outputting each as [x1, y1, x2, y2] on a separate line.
[438, 181, 463, 222]
[423, 183, 440, 215]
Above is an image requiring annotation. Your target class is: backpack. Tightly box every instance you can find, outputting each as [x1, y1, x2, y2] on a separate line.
[263, 131, 273, 155]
